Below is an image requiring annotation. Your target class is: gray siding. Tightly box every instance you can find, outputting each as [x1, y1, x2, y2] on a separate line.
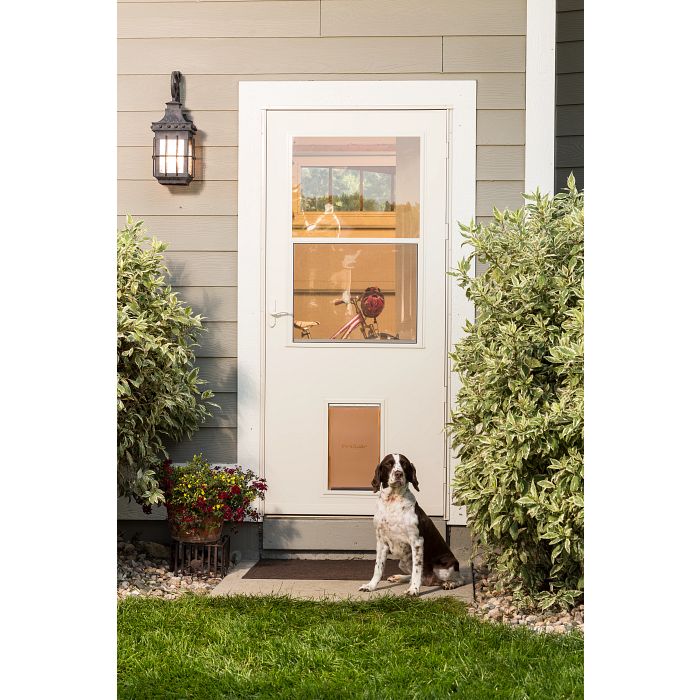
[117, 1, 528, 510]
[555, 0, 584, 191]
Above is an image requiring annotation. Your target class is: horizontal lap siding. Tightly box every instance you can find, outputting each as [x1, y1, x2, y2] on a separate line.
[555, 1, 584, 191]
[117, 0, 526, 505]
[118, 73, 524, 110]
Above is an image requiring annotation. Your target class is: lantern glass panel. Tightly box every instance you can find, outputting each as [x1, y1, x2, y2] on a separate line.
[173, 135, 185, 175]
[188, 138, 194, 176]
[154, 134, 188, 176]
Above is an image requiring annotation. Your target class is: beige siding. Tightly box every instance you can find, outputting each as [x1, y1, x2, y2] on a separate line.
[476, 146, 524, 180]
[443, 36, 525, 72]
[118, 182, 238, 216]
[197, 322, 238, 358]
[203, 393, 237, 428]
[477, 110, 525, 145]
[118, 2, 321, 38]
[476, 182, 524, 217]
[118, 38, 444, 74]
[168, 428, 238, 463]
[320, 0, 525, 36]
[117, 215, 237, 250]
[162, 252, 238, 287]
[118, 0, 526, 490]
[195, 358, 238, 392]
[172, 287, 238, 322]
[118, 72, 524, 110]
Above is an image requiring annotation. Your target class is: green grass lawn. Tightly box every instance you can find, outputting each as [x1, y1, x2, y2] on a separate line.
[118, 595, 583, 700]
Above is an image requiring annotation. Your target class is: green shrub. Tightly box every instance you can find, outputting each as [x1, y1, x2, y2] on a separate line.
[450, 177, 583, 610]
[117, 217, 214, 505]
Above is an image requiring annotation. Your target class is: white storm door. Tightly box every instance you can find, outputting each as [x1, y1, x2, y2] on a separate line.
[264, 109, 448, 516]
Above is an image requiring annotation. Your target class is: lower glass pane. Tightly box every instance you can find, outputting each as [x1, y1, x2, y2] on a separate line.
[328, 405, 380, 490]
[293, 243, 417, 343]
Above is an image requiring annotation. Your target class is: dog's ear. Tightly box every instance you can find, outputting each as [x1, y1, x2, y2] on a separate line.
[406, 461, 420, 491]
[371, 463, 383, 492]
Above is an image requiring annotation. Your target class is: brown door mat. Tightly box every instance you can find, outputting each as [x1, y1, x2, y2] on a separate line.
[242, 558, 403, 580]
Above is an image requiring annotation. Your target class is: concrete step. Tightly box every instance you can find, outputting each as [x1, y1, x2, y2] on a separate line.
[212, 560, 474, 602]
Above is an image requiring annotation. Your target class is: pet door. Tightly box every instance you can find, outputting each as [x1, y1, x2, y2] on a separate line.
[327, 404, 381, 490]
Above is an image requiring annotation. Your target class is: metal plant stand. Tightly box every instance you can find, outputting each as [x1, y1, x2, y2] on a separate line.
[170, 535, 231, 578]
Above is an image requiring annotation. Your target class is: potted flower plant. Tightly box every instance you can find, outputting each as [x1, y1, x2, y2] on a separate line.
[151, 454, 267, 543]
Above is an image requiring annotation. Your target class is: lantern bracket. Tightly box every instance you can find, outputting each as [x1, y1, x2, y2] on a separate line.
[171, 71, 182, 103]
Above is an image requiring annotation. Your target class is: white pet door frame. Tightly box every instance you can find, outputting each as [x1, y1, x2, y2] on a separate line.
[237, 81, 476, 524]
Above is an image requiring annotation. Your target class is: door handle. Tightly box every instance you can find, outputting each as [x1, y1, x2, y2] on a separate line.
[269, 310, 293, 328]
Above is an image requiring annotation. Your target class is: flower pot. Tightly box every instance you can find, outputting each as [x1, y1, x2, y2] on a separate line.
[168, 515, 223, 543]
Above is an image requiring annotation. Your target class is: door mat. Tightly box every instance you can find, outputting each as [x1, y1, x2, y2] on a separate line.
[242, 558, 403, 580]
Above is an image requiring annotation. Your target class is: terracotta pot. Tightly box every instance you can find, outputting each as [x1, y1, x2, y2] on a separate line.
[168, 515, 223, 543]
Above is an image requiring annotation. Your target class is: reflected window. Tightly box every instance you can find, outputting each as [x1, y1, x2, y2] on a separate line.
[292, 137, 420, 238]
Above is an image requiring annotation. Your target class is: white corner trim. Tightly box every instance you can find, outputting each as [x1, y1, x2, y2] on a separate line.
[237, 81, 477, 526]
[525, 0, 557, 194]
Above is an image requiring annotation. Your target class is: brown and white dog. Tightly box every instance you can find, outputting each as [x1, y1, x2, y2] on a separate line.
[359, 453, 465, 596]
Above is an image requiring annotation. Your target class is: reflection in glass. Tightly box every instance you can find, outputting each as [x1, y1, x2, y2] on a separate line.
[292, 137, 420, 237]
[331, 168, 361, 211]
[300, 167, 329, 211]
[293, 243, 417, 343]
[363, 169, 393, 211]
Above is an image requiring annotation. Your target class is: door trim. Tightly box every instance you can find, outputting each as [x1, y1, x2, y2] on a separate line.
[238, 81, 476, 524]
[525, 0, 556, 194]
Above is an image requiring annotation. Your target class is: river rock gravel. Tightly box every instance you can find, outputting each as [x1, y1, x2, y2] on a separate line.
[467, 566, 583, 635]
[117, 534, 222, 600]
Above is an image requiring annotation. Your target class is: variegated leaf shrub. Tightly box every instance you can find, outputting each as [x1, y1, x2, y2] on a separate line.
[450, 177, 583, 610]
[118, 217, 215, 505]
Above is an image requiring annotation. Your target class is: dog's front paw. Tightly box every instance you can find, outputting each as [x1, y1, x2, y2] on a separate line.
[359, 582, 376, 592]
[405, 587, 420, 597]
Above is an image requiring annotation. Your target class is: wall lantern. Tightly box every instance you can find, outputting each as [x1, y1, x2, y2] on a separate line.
[151, 71, 197, 185]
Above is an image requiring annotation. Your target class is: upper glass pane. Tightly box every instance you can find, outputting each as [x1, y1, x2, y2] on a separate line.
[292, 137, 420, 238]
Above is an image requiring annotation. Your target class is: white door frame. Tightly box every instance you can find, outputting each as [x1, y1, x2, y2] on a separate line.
[237, 81, 476, 524]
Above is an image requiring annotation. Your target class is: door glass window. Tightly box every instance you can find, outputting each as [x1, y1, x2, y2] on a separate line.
[293, 243, 417, 343]
[292, 137, 420, 238]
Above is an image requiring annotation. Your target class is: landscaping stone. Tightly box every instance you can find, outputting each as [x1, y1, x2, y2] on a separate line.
[139, 541, 171, 560]
[467, 567, 583, 635]
[117, 533, 222, 600]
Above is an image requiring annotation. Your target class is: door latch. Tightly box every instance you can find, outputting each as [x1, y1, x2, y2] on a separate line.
[268, 304, 293, 328]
